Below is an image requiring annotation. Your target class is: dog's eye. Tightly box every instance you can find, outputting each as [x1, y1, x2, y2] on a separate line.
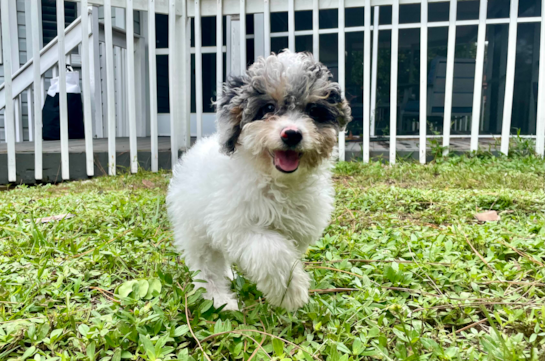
[253, 104, 276, 121]
[306, 104, 330, 123]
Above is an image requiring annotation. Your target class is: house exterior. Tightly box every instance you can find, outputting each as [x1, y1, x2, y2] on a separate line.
[0, 0, 544, 184]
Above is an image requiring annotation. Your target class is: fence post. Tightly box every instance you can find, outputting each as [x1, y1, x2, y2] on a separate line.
[442, 0, 457, 156]
[536, 0, 545, 156]
[471, 0, 488, 153]
[195, 0, 203, 140]
[169, 0, 180, 166]
[81, 2, 94, 177]
[57, 0, 70, 180]
[1, 0, 16, 182]
[31, 0, 43, 180]
[363, 0, 371, 163]
[338, 0, 346, 161]
[500, 0, 520, 155]
[389, 1, 399, 165]
[148, 0, 159, 171]
[419, 0, 428, 164]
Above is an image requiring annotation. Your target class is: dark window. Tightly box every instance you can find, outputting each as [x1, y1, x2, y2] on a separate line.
[379, 6, 392, 25]
[202, 17, 217, 46]
[345, 31, 365, 137]
[295, 11, 313, 31]
[190, 54, 220, 113]
[450, 25, 479, 135]
[271, 12, 288, 32]
[457, 0, 480, 20]
[375, 30, 392, 135]
[246, 39, 254, 67]
[427, 27, 449, 134]
[246, 14, 254, 35]
[191, 16, 227, 47]
[481, 24, 509, 135]
[271, 37, 288, 54]
[320, 34, 338, 82]
[399, 4, 420, 24]
[397, 29, 420, 135]
[319, 9, 338, 29]
[345, 7, 364, 27]
[157, 55, 170, 113]
[296, 35, 313, 53]
[156, 14, 169, 49]
[519, 0, 541, 16]
[41, 0, 78, 45]
[428, 2, 450, 22]
[488, 0, 511, 18]
[511, 23, 540, 135]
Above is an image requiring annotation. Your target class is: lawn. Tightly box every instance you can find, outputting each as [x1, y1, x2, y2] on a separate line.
[0, 153, 544, 360]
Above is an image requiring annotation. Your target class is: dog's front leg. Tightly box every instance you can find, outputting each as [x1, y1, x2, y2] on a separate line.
[225, 229, 310, 311]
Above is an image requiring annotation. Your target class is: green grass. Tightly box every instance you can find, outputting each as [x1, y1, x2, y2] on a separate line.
[0, 153, 544, 360]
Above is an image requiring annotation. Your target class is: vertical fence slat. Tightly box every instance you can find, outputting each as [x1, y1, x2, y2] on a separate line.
[312, 0, 319, 60]
[338, 0, 346, 161]
[389, 1, 399, 165]
[126, 0, 138, 172]
[363, 0, 371, 163]
[57, 0, 70, 180]
[419, 0, 428, 164]
[288, 0, 295, 52]
[1, 0, 15, 182]
[27, 91, 34, 142]
[536, 0, 545, 156]
[104, 0, 117, 174]
[195, 0, 203, 139]
[169, 0, 179, 166]
[217, 0, 223, 99]
[471, 0, 488, 152]
[185, 8, 191, 148]
[264, 0, 270, 55]
[442, 0, 457, 156]
[148, 0, 159, 171]
[115, 46, 124, 135]
[240, 0, 246, 74]
[31, 0, 43, 180]
[25, 1, 33, 144]
[501, 0, 519, 155]
[81, 1, 94, 176]
[370, 6, 379, 137]
[14, 99, 22, 142]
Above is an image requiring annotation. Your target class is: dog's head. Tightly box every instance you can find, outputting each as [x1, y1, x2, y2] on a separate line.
[216, 50, 352, 176]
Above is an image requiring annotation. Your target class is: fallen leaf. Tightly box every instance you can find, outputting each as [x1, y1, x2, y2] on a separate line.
[142, 180, 155, 188]
[36, 214, 75, 223]
[475, 210, 500, 222]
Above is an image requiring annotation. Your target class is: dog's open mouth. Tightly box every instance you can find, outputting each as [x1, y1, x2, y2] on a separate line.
[273, 150, 302, 173]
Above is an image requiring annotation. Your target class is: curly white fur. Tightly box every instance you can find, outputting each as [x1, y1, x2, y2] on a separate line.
[167, 50, 350, 311]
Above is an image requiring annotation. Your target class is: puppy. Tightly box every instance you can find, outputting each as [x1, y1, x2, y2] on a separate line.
[167, 50, 351, 311]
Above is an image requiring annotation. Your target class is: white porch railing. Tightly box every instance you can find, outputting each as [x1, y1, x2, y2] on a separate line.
[1, 0, 544, 184]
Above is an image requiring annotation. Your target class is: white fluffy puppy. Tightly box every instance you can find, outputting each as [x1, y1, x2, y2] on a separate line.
[167, 50, 351, 311]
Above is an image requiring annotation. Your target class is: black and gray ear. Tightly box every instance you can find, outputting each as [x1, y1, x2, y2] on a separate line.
[337, 98, 352, 129]
[216, 76, 247, 155]
[326, 85, 352, 129]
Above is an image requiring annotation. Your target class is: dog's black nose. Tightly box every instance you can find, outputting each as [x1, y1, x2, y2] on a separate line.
[281, 129, 303, 147]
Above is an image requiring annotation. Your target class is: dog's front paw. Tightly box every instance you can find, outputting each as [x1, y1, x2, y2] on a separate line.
[202, 290, 240, 311]
[213, 294, 240, 311]
[267, 268, 310, 311]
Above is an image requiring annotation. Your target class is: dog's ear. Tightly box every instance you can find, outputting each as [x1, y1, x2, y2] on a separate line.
[216, 76, 247, 155]
[337, 98, 352, 129]
[326, 86, 352, 130]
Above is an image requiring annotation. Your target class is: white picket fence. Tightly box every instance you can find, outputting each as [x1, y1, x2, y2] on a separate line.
[1, 0, 545, 183]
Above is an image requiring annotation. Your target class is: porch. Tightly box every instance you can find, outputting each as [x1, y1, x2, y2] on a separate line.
[0, 137, 502, 184]
[1, 0, 544, 185]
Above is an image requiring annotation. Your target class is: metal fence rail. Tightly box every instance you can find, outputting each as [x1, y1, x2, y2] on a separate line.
[0, 0, 544, 184]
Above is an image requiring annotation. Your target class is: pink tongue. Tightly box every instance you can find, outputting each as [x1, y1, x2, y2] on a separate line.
[274, 150, 300, 172]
